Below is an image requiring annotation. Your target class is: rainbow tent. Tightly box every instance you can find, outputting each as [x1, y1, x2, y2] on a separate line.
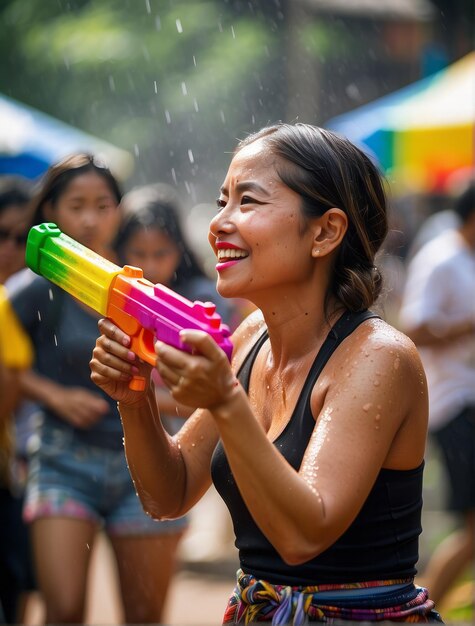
[326, 52, 475, 194]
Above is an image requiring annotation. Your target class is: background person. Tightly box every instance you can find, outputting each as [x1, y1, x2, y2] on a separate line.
[399, 180, 475, 609]
[116, 182, 235, 421]
[6, 154, 186, 624]
[0, 175, 38, 625]
[90, 123, 441, 623]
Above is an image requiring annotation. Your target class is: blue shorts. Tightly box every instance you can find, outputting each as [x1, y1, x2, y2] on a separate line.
[23, 427, 188, 536]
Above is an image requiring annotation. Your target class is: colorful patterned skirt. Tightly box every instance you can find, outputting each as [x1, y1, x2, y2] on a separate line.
[222, 569, 443, 624]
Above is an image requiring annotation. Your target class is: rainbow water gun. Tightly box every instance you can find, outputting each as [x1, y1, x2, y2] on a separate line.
[26, 223, 233, 391]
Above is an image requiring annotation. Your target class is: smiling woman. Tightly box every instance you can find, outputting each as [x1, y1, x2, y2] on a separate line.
[90, 123, 442, 624]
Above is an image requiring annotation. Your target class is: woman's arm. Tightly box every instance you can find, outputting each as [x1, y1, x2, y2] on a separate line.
[405, 318, 475, 347]
[157, 320, 427, 564]
[90, 314, 261, 519]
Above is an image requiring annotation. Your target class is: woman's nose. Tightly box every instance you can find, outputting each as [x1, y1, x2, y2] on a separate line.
[209, 204, 235, 237]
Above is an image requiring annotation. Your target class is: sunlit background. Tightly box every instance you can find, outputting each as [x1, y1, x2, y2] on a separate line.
[1, 1, 474, 623]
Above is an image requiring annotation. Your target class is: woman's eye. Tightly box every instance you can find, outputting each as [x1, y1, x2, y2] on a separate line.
[241, 195, 255, 205]
[216, 198, 226, 211]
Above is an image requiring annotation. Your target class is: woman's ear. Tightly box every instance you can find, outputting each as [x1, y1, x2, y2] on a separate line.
[311, 208, 348, 258]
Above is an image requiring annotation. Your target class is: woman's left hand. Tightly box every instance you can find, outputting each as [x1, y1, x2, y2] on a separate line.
[155, 330, 237, 410]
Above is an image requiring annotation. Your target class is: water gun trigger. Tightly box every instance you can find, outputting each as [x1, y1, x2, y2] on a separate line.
[126, 327, 157, 391]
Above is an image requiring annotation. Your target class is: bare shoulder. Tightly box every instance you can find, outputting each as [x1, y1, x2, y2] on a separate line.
[357, 317, 424, 371]
[320, 316, 427, 413]
[230, 308, 266, 371]
[314, 316, 428, 468]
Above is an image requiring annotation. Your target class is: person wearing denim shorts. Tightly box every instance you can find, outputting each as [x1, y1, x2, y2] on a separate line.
[8, 155, 188, 624]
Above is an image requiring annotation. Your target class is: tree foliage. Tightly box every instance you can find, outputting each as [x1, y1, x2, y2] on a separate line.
[0, 0, 288, 195]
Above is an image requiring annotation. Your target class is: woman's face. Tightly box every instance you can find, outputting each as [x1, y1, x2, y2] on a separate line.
[45, 171, 121, 254]
[122, 227, 181, 286]
[209, 139, 316, 301]
[0, 205, 31, 282]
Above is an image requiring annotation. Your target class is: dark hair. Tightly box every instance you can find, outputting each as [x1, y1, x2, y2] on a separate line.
[237, 123, 388, 313]
[115, 183, 205, 287]
[453, 180, 475, 223]
[30, 153, 122, 226]
[0, 175, 33, 216]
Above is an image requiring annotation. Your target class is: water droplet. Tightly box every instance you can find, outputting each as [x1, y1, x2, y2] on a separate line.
[165, 110, 171, 124]
[363, 403, 373, 412]
[176, 18, 183, 33]
[231, 25, 236, 39]
[145, 0, 151, 14]
[393, 357, 400, 370]
[154, 80, 158, 94]
[373, 380, 380, 387]
[188, 149, 194, 164]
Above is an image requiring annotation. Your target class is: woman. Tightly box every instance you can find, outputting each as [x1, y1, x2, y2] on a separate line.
[90, 124, 441, 623]
[8, 155, 185, 624]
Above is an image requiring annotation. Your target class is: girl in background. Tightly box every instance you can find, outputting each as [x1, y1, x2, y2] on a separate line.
[8, 156, 185, 624]
[116, 183, 235, 419]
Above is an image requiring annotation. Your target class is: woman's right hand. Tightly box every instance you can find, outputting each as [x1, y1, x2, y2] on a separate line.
[90, 318, 152, 406]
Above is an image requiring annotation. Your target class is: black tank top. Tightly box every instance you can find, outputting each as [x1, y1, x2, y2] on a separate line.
[211, 310, 423, 586]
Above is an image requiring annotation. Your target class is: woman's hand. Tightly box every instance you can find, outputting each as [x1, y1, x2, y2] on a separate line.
[49, 386, 110, 429]
[155, 330, 237, 411]
[90, 318, 152, 406]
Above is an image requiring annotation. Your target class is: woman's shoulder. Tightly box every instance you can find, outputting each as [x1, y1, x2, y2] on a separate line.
[341, 316, 425, 387]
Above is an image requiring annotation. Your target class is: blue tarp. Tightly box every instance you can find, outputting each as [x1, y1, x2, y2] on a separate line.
[0, 93, 133, 180]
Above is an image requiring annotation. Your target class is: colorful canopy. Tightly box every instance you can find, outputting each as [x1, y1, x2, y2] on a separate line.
[326, 52, 475, 194]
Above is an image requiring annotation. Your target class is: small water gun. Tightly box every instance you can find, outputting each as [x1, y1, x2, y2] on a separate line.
[26, 223, 233, 391]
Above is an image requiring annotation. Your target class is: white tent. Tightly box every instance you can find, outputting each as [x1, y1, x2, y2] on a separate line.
[0, 93, 133, 180]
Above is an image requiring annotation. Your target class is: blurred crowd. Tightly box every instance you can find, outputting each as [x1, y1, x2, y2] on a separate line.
[0, 156, 473, 624]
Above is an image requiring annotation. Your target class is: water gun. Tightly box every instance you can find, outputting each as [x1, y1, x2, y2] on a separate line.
[25, 223, 233, 391]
